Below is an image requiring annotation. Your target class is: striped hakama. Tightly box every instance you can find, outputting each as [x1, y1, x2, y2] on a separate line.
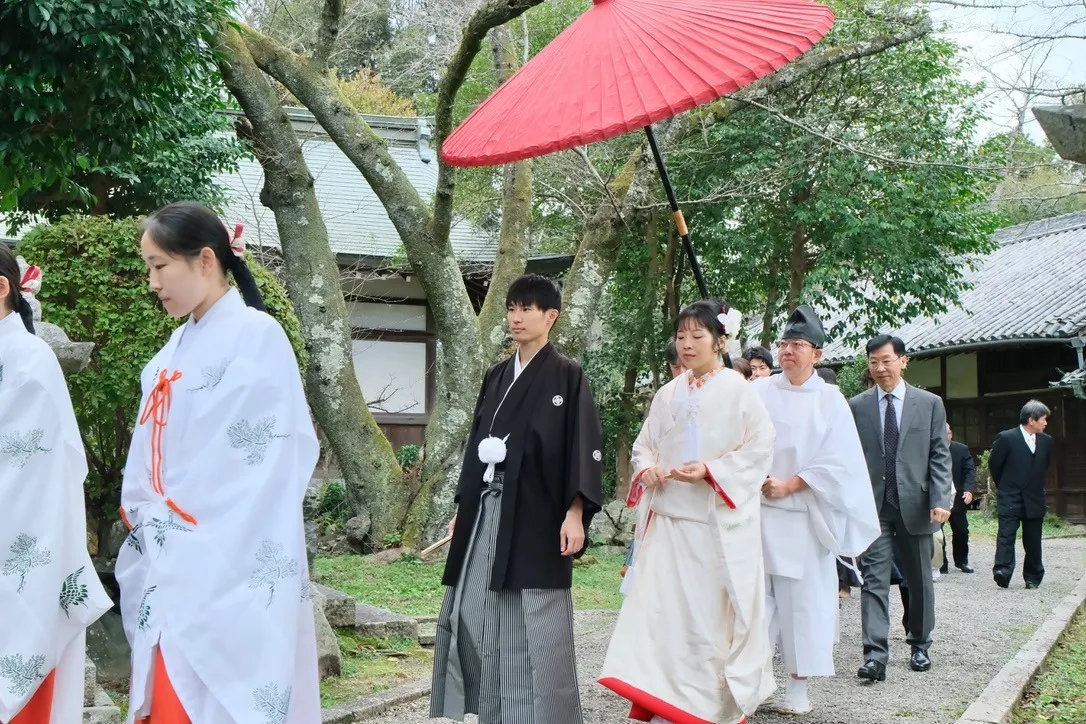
[430, 476, 583, 724]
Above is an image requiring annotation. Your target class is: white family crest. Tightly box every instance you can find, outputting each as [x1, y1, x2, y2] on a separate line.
[552, 395, 564, 407]
[592, 450, 602, 462]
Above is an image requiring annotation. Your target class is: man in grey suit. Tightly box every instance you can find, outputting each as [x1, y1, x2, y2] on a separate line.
[849, 335, 954, 681]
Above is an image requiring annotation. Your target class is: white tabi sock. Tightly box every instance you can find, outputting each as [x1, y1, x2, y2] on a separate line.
[779, 677, 811, 715]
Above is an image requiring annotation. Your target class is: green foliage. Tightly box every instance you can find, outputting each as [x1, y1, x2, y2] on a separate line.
[16, 215, 305, 523]
[317, 481, 350, 528]
[312, 550, 626, 617]
[245, 259, 308, 376]
[0, 0, 240, 226]
[395, 444, 421, 469]
[670, 6, 1001, 346]
[980, 133, 1086, 227]
[836, 354, 870, 399]
[1013, 609, 1086, 724]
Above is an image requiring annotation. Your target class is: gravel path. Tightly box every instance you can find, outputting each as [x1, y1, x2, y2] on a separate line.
[362, 537, 1086, 724]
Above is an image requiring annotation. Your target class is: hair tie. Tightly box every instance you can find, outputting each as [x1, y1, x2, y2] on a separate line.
[19, 262, 41, 295]
[229, 223, 245, 259]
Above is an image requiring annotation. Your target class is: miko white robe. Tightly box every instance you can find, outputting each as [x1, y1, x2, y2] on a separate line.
[753, 372, 879, 677]
[0, 311, 112, 723]
[600, 369, 776, 724]
[114, 289, 320, 723]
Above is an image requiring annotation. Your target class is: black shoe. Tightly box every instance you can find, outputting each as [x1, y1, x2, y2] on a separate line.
[910, 648, 932, 672]
[857, 660, 886, 681]
[957, 563, 975, 574]
[994, 571, 1010, 588]
[940, 564, 949, 574]
[1025, 582, 1040, 590]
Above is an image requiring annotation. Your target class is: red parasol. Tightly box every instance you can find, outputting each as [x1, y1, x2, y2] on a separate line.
[443, 0, 835, 298]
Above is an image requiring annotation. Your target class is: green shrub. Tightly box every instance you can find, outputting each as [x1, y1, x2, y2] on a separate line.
[395, 444, 422, 469]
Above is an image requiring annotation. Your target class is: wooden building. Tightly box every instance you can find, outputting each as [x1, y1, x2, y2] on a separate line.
[820, 213, 1086, 520]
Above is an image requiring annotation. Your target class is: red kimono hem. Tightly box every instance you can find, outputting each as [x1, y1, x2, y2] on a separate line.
[598, 677, 746, 724]
[704, 469, 737, 509]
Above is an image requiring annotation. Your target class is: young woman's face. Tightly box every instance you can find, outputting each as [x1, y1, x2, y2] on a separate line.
[141, 232, 218, 319]
[675, 318, 719, 372]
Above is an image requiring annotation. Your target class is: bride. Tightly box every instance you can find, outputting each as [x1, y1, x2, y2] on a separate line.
[599, 299, 776, 724]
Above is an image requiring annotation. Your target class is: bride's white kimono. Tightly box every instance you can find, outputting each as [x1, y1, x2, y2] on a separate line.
[0, 311, 112, 723]
[599, 368, 776, 724]
[115, 288, 320, 723]
[753, 372, 879, 677]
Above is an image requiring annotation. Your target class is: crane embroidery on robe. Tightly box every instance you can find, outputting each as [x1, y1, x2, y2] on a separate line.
[0, 429, 50, 469]
[2, 533, 52, 593]
[253, 683, 291, 724]
[0, 653, 46, 697]
[190, 359, 230, 392]
[59, 566, 90, 618]
[249, 540, 299, 608]
[228, 416, 290, 465]
[137, 585, 157, 631]
[130, 513, 192, 555]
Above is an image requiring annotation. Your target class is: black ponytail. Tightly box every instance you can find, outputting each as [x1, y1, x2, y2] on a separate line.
[0, 243, 35, 334]
[140, 202, 266, 311]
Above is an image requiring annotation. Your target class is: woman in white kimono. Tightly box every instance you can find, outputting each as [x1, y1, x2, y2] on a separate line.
[0, 247, 113, 724]
[600, 300, 776, 724]
[114, 202, 320, 724]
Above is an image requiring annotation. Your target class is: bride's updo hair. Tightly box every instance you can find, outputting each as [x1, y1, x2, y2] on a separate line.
[673, 299, 734, 368]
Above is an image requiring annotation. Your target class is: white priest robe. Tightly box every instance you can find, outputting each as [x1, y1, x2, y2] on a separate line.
[600, 368, 777, 724]
[753, 372, 879, 677]
[114, 288, 321, 723]
[0, 311, 112, 724]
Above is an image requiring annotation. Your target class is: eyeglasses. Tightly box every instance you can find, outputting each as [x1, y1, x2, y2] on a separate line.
[868, 356, 903, 370]
[776, 340, 815, 351]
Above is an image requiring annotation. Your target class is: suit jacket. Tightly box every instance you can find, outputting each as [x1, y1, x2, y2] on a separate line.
[988, 427, 1052, 519]
[849, 383, 954, 535]
[950, 440, 977, 507]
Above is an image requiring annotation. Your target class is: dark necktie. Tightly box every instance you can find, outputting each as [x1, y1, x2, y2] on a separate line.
[884, 394, 900, 509]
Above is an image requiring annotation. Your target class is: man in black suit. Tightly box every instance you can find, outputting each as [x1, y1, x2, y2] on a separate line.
[988, 400, 1053, 589]
[944, 424, 977, 573]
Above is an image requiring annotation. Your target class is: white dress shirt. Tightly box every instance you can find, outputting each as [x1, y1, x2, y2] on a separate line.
[1020, 425, 1037, 454]
[878, 380, 906, 433]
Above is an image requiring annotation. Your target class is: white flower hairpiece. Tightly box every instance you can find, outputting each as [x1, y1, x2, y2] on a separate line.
[716, 307, 743, 338]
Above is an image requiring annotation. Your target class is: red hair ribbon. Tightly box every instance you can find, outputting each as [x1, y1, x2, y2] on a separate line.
[20, 264, 41, 295]
[229, 223, 245, 258]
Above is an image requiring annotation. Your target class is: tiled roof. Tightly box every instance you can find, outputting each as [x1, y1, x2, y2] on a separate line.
[819, 212, 1086, 363]
[216, 108, 497, 264]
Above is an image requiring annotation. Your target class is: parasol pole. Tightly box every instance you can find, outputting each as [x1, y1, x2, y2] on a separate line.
[644, 124, 710, 300]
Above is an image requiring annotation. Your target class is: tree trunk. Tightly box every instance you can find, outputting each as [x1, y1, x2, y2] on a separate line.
[614, 216, 662, 503]
[759, 255, 783, 348]
[217, 26, 404, 543]
[785, 222, 809, 312]
[476, 23, 533, 365]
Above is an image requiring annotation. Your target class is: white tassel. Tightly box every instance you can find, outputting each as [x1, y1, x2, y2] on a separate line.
[478, 434, 510, 483]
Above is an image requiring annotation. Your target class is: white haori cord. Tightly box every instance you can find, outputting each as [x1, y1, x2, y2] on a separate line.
[478, 434, 510, 483]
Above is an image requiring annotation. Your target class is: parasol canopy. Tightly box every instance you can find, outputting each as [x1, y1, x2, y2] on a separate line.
[443, 0, 835, 300]
[443, 0, 835, 167]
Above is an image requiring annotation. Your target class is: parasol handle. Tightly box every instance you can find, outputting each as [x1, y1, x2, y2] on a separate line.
[420, 534, 453, 559]
[644, 124, 710, 300]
